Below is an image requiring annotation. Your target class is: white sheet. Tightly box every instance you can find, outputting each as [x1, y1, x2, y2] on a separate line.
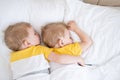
[51, 64, 103, 80]
[17, 73, 50, 80]
[50, 0, 120, 80]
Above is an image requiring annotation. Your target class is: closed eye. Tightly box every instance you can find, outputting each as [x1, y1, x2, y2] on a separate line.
[34, 31, 38, 35]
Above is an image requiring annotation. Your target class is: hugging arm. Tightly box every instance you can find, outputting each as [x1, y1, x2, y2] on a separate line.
[48, 52, 84, 66]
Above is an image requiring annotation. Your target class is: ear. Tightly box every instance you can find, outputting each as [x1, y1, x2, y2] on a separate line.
[58, 39, 64, 47]
[22, 40, 31, 47]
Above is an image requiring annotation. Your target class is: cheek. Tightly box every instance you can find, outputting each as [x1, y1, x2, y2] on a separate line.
[36, 36, 40, 42]
[32, 36, 40, 43]
[67, 38, 73, 44]
[63, 39, 71, 45]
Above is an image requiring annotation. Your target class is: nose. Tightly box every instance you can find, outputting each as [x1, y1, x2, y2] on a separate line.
[70, 37, 73, 43]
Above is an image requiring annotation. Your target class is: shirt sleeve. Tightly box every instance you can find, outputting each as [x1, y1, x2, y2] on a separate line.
[37, 46, 53, 60]
[53, 42, 82, 56]
[10, 46, 53, 62]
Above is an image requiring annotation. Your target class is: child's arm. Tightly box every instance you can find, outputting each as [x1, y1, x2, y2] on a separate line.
[67, 21, 93, 52]
[48, 52, 84, 66]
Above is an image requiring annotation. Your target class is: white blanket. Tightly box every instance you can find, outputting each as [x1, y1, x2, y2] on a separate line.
[51, 64, 103, 80]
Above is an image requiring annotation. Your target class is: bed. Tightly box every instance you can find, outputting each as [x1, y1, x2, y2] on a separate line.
[0, 0, 120, 80]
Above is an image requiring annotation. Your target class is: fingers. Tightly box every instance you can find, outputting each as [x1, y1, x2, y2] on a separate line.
[66, 20, 77, 31]
[67, 21, 75, 27]
[78, 62, 85, 67]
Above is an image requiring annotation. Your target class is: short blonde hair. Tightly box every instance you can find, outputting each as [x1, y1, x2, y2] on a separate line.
[41, 22, 68, 48]
[4, 22, 31, 51]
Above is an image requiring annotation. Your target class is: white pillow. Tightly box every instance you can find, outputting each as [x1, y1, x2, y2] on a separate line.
[0, 0, 65, 80]
[0, 0, 65, 31]
[64, 0, 120, 65]
[0, 31, 12, 80]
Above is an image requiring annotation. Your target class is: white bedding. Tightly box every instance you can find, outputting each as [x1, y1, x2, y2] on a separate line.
[51, 0, 120, 80]
[51, 64, 103, 80]
[0, 0, 120, 80]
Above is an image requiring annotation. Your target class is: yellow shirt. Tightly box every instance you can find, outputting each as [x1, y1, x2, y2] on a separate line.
[10, 45, 53, 62]
[10, 45, 52, 79]
[11, 42, 82, 62]
[53, 42, 82, 56]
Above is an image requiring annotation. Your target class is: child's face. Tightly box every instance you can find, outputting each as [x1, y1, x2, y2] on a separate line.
[26, 27, 40, 46]
[62, 29, 73, 46]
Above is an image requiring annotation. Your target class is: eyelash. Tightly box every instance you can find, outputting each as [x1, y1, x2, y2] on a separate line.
[70, 37, 72, 39]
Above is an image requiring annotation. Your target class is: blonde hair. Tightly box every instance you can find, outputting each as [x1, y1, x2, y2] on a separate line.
[41, 22, 68, 48]
[4, 22, 32, 51]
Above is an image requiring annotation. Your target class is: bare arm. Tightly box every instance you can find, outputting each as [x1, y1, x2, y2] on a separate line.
[67, 21, 93, 52]
[48, 52, 84, 66]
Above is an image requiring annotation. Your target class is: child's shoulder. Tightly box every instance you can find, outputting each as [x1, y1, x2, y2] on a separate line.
[53, 42, 82, 56]
[10, 45, 51, 62]
[65, 42, 80, 47]
[54, 42, 80, 51]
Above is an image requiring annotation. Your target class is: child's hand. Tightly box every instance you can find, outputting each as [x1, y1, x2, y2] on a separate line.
[67, 21, 78, 31]
[77, 56, 85, 66]
[78, 61, 85, 66]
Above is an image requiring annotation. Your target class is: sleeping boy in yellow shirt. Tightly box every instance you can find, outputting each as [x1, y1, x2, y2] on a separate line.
[41, 21, 93, 70]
